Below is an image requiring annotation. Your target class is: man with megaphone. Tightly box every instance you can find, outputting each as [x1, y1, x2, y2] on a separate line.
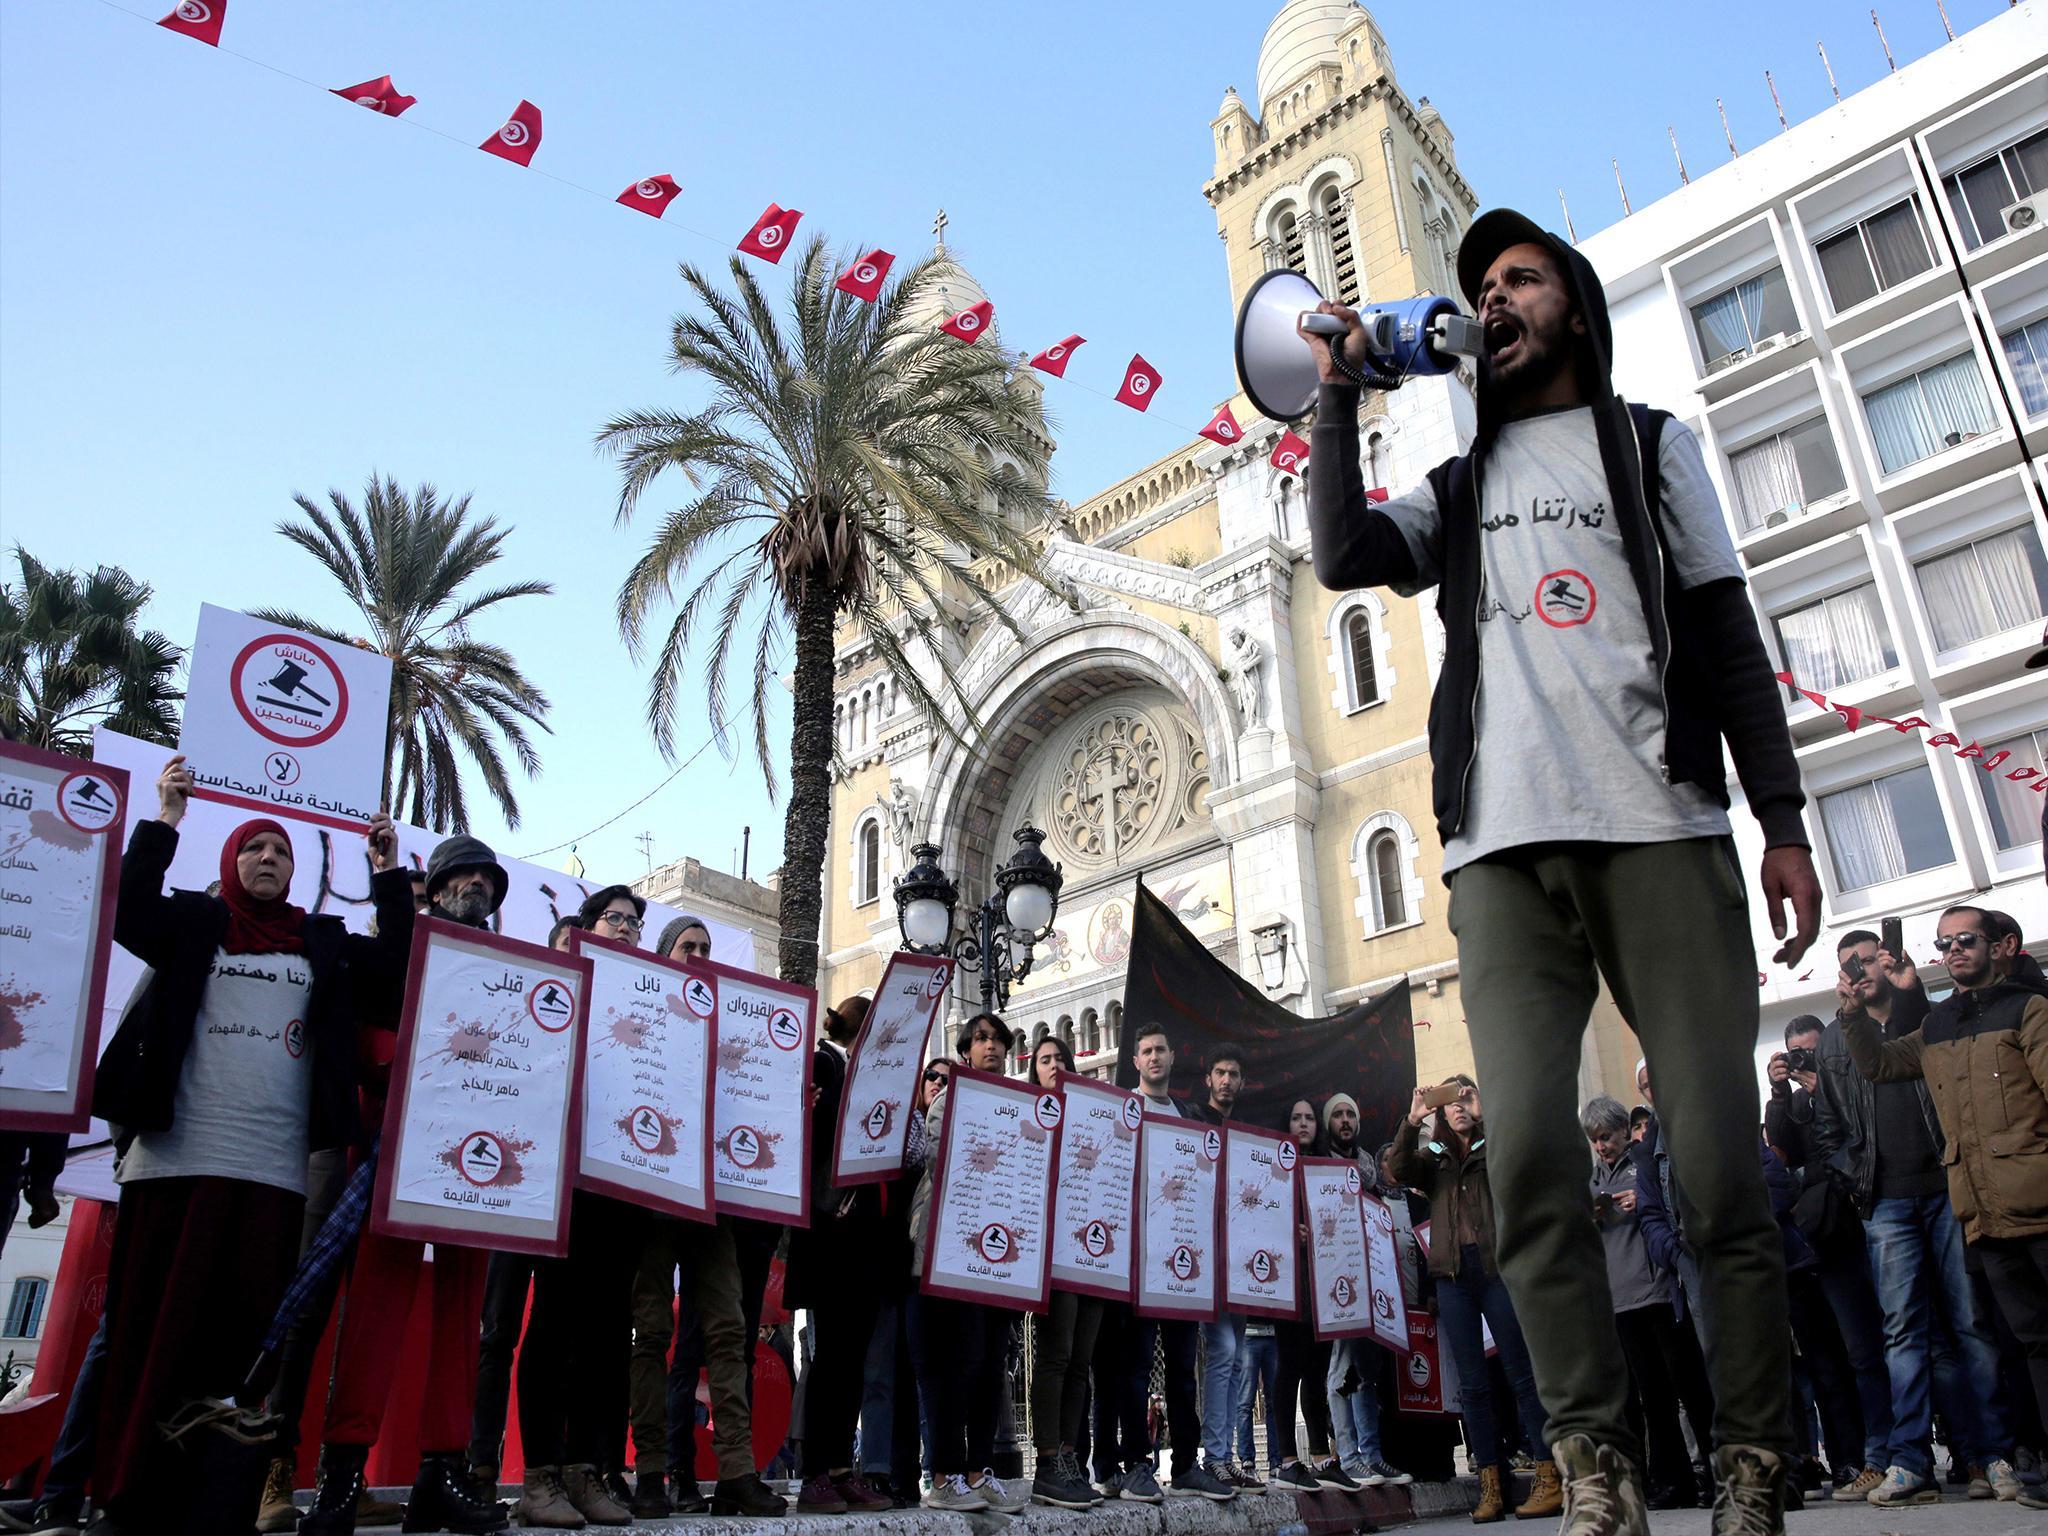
[1291, 210, 1823, 1536]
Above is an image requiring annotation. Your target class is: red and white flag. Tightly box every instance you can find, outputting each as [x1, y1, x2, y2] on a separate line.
[332, 76, 416, 118]
[1029, 335, 1085, 377]
[480, 100, 542, 166]
[1270, 431, 1310, 475]
[617, 174, 681, 217]
[738, 203, 803, 263]
[1199, 404, 1244, 446]
[834, 249, 895, 301]
[941, 300, 995, 344]
[157, 0, 224, 45]
[1115, 354, 1162, 411]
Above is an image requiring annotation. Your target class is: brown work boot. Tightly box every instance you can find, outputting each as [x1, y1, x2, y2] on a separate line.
[513, 1467, 586, 1529]
[1709, 1445, 1786, 1536]
[1516, 1458, 1562, 1519]
[559, 1465, 630, 1526]
[256, 1457, 299, 1532]
[1553, 1434, 1649, 1536]
[1473, 1465, 1506, 1523]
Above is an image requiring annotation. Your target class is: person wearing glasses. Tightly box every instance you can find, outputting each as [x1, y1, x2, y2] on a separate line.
[1840, 909, 2047, 1511]
[1819, 928, 2019, 1506]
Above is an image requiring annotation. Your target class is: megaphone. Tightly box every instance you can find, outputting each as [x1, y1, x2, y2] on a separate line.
[1234, 269, 1483, 423]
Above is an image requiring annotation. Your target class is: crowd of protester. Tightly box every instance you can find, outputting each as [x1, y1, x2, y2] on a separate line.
[1, 750, 2044, 1534]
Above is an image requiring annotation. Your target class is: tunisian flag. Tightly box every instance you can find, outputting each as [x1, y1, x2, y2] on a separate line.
[1115, 355, 1162, 411]
[480, 100, 543, 166]
[1199, 404, 1244, 446]
[157, 1, 224, 45]
[1029, 336, 1085, 377]
[332, 76, 416, 117]
[1270, 430, 1310, 475]
[834, 250, 895, 301]
[618, 174, 681, 217]
[940, 301, 994, 344]
[739, 204, 803, 262]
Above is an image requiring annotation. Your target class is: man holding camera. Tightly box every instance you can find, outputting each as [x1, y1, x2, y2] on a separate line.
[1301, 208, 1821, 1536]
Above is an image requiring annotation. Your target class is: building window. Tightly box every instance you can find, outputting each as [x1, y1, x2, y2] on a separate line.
[1728, 417, 1846, 532]
[1328, 593, 1394, 714]
[1943, 129, 2048, 251]
[1978, 729, 2048, 850]
[1365, 430, 1389, 492]
[1774, 582, 1897, 696]
[1277, 209, 1306, 276]
[1370, 832, 1407, 928]
[1345, 612, 1380, 709]
[2, 1278, 47, 1340]
[1820, 764, 1955, 891]
[1353, 812, 1422, 935]
[1320, 185, 1359, 304]
[1913, 525, 2048, 652]
[856, 818, 880, 907]
[1814, 199, 1934, 312]
[2000, 317, 2048, 419]
[1862, 354, 1995, 474]
[1690, 268, 1799, 371]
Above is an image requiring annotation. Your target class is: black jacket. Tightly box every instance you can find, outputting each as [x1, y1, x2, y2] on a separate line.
[784, 1040, 888, 1308]
[1809, 982, 1942, 1218]
[1305, 231, 1807, 857]
[94, 818, 415, 1153]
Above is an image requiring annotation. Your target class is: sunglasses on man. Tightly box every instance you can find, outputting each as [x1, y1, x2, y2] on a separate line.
[1931, 931, 1986, 953]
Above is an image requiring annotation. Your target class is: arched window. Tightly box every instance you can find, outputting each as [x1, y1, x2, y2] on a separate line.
[1320, 185, 1359, 304]
[1371, 832, 1407, 927]
[1352, 812, 1424, 936]
[1278, 209, 1307, 276]
[855, 817, 881, 907]
[1326, 592, 1395, 714]
[1366, 430, 1389, 494]
[1345, 611, 1379, 709]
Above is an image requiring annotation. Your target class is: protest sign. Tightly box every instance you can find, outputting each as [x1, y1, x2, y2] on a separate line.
[178, 605, 394, 829]
[1135, 1115, 1220, 1321]
[373, 918, 588, 1256]
[1398, 1310, 1451, 1414]
[1221, 1122, 1299, 1319]
[569, 930, 715, 1222]
[1047, 1072, 1142, 1301]
[830, 950, 952, 1188]
[1301, 1156, 1371, 1340]
[699, 958, 812, 1226]
[1360, 1191, 1411, 1352]
[0, 744, 125, 1130]
[920, 1066, 1059, 1312]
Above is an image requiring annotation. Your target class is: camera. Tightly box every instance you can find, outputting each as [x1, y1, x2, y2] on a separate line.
[1785, 1046, 1817, 1075]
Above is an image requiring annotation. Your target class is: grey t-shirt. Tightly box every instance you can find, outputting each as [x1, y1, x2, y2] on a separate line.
[120, 948, 315, 1194]
[1374, 409, 1742, 872]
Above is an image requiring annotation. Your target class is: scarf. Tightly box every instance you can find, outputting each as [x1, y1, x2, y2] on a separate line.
[219, 818, 307, 955]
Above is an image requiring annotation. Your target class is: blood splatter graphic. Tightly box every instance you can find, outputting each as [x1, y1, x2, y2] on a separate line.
[603, 1006, 652, 1051]
[617, 1106, 682, 1156]
[436, 1134, 533, 1186]
[1235, 1179, 1265, 1211]
[965, 1139, 1004, 1174]
[0, 980, 43, 1051]
[1019, 1117, 1049, 1143]
[1154, 1171, 1192, 1207]
[1068, 1135, 1103, 1172]
[426, 1011, 499, 1066]
[26, 811, 90, 853]
[1317, 1210, 1339, 1242]
[716, 1037, 756, 1073]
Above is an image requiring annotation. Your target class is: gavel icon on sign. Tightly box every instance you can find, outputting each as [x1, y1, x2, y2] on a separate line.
[257, 659, 332, 714]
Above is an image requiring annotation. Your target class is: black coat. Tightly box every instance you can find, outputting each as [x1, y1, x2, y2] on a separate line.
[784, 1041, 889, 1309]
[93, 818, 415, 1154]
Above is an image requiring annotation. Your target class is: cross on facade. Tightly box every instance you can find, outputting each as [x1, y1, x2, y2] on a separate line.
[1082, 745, 1138, 863]
[932, 207, 949, 251]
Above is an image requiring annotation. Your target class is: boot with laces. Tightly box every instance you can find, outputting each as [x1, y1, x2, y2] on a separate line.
[257, 1458, 300, 1533]
[401, 1452, 507, 1533]
[1472, 1465, 1506, 1523]
[1709, 1445, 1786, 1536]
[1553, 1434, 1649, 1536]
[512, 1467, 584, 1529]
[298, 1443, 369, 1536]
[1515, 1458, 1562, 1519]
[558, 1466, 629, 1526]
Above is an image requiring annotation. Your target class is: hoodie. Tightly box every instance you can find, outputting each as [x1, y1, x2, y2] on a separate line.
[1307, 210, 1806, 863]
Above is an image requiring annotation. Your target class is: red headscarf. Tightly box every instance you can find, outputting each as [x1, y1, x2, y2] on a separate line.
[218, 818, 307, 955]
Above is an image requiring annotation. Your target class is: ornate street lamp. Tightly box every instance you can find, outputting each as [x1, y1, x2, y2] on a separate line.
[893, 824, 1064, 1014]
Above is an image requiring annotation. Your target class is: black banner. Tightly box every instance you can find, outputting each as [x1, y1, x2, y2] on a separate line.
[1115, 883, 1415, 1155]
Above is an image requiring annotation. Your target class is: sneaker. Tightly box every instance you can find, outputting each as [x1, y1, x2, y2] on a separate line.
[832, 1472, 894, 1513]
[1031, 1452, 1098, 1510]
[1553, 1434, 1650, 1536]
[924, 1474, 989, 1512]
[1361, 1456, 1412, 1487]
[2014, 1446, 2044, 1485]
[970, 1471, 1031, 1514]
[1228, 1460, 1268, 1491]
[27, 1493, 84, 1536]
[1866, 1465, 1940, 1506]
[1984, 1459, 2022, 1501]
[1352, 1460, 1386, 1488]
[2020, 1486, 2048, 1510]
[1171, 1462, 1237, 1502]
[711, 1471, 787, 1518]
[1831, 1466, 1882, 1502]
[795, 1474, 849, 1515]
[1119, 1463, 1165, 1504]
[1313, 1459, 1362, 1491]
[1708, 1445, 1784, 1536]
[1274, 1462, 1321, 1492]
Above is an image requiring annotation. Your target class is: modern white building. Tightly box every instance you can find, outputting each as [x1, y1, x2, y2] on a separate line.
[1579, 3, 2048, 1044]
[0, 1200, 69, 1395]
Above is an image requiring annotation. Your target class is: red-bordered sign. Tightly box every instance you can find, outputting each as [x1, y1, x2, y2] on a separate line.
[1134, 1113, 1221, 1322]
[1301, 1155, 1373, 1341]
[1221, 1120, 1301, 1320]
[694, 956, 814, 1227]
[918, 1065, 1058, 1313]
[1048, 1072, 1142, 1303]
[230, 632, 353, 748]
[830, 949, 951, 1189]
[53, 771, 123, 835]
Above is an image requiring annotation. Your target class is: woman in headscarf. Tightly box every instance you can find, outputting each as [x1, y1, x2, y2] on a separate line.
[90, 754, 411, 1527]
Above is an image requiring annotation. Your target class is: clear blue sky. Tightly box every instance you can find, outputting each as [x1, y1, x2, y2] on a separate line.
[0, 0, 2006, 889]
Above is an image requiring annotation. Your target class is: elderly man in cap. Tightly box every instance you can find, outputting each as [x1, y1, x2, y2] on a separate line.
[301, 835, 511, 1535]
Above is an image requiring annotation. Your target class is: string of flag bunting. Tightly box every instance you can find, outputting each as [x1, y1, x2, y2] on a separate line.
[144, 0, 1315, 478]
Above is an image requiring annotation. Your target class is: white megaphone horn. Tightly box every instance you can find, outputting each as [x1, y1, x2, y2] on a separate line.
[1233, 269, 1483, 423]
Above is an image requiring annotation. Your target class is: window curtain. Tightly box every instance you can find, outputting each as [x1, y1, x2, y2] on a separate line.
[1695, 278, 1761, 360]
[1865, 201, 1931, 288]
[1780, 586, 1891, 692]
[1816, 230, 1876, 312]
[2002, 318, 2048, 418]
[1919, 353, 1995, 442]
[1821, 779, 1908, 890]
[1919, 529, 2045, 652]
[1981, 731, 2047, 850]
[1347, 611, 1377, 706]
[1976, 527, 2046, 634]
[1731, 435, 1799, 529]
[1372, 833, 1406, 928]
[1865, 375, 1937, 473]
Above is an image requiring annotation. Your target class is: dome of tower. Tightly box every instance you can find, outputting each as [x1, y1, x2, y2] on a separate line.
[1254, 0, 1366, 117]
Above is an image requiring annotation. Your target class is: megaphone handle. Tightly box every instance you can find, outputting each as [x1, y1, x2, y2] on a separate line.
[1300, 312, 1348, 337]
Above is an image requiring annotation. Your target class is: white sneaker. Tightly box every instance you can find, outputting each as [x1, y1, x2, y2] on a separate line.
[971, 1470, 1032, 1515]
[1867, 1464, 1940, 1506]
[1985, 1458, 2023, 1502]
[924, 1474, 988, 1512]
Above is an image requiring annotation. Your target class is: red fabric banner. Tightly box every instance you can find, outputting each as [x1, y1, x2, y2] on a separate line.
[157, 0, 224, 46]
[332, 76, 416, 118]
[1270, 430, 1309, 475]
[1115, 354, 1162, 411]
[616, 174, 680, 217]
[1199, 404, 1243, 446]
[833, 249, 895, 301]
[1029, 335, 1085, 377]
[940, 300, 995, 344]
[737, 203, 803, 263]
[480, 100, 543, 166]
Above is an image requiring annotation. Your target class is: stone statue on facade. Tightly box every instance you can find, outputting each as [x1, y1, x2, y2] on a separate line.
[878, 777, 918, 854]
[1227, 628, 1265, 727]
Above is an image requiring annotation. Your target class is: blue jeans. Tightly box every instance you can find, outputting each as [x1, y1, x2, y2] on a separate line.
[1437, 1245, 1548, 1471]
[1326, 1337, 1382, 1467]
[43, 1310, 109, 1501]
[1200, 1314, 1248, 1466]
[1865, 1193, 2011, 1474]
[1236, 1331, 1280, 1468]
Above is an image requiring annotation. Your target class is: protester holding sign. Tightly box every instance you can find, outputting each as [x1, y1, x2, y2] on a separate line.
[1271, 1099, 1349, 1493]
[90, 756, 411, 1531]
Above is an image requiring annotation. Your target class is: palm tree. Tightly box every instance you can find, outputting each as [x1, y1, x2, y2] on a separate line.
[598, 238, 1058, 986]
[0, 548, 183, 754]
[256, 476, 553, 833]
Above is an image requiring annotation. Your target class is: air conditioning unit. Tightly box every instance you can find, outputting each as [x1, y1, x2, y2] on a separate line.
[1751, 332, 1789, 355]
[2005, 193, 2047, 236]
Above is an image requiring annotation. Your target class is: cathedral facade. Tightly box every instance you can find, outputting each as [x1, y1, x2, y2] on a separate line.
[814, 1, 1642, 1098]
